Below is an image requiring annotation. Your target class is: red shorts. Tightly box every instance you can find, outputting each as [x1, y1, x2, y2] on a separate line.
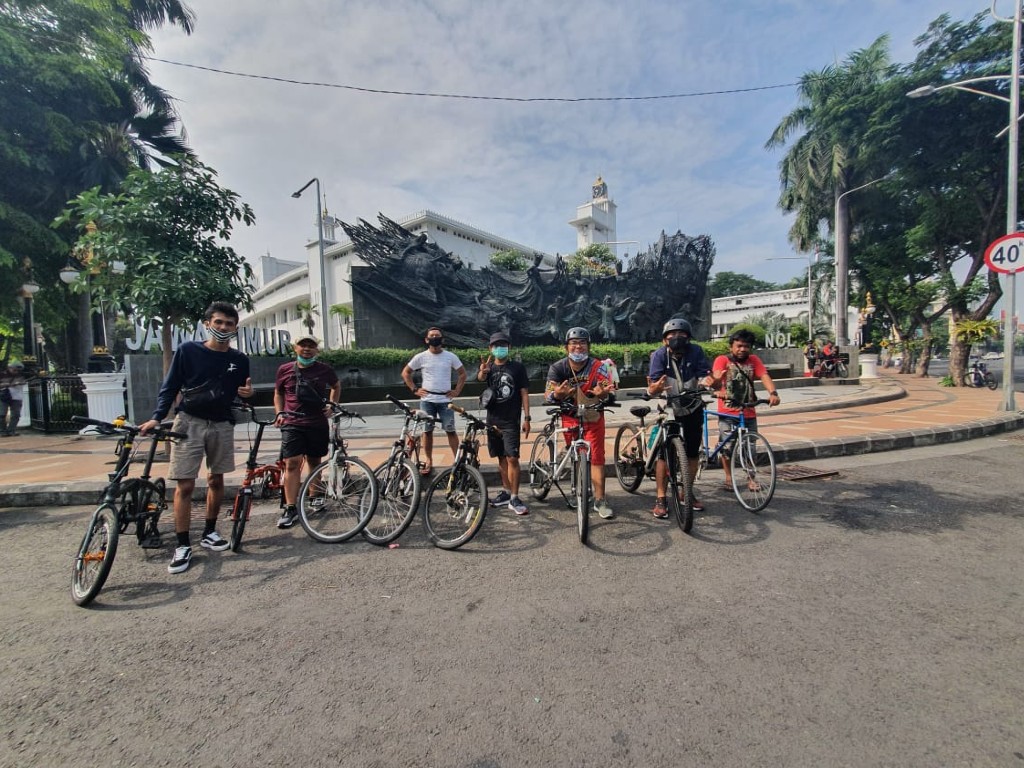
[562, 418, 605, 466]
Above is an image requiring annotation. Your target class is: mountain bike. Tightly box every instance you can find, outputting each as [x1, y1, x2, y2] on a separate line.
[613, 390, 702, 533]
[228, 402, 290, 552]
[527, 399, 618, 544]
[420, 404, 496, 549]
[360, 394, 435, 545]
[69, 415, 186, 607]
[296, 402, 379, 543]
[817, 355, 848, 378]
[698, 396, 777, 512]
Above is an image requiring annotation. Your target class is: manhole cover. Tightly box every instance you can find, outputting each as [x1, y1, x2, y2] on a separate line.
[777, 464, 839, 481]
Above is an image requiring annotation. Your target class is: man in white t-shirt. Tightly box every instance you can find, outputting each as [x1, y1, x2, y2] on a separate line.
[401, 327, 466, 475]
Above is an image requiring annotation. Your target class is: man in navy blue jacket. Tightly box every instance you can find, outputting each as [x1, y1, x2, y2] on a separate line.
[141, 302, 253, 574]
[646, 318, 710, 520]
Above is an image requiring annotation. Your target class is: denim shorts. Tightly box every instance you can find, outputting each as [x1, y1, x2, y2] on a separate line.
[419, 400, 457, 433]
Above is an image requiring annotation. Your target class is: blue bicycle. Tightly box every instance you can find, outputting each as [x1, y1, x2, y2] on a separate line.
[698, 394, 777, 512]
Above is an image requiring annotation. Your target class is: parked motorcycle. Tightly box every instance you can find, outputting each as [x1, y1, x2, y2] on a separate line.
[967, 359, 998, 390]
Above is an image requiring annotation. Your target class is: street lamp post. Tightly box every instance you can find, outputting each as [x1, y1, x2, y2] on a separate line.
[906, 0, 1022, 411]
[292, 178, 329, 349]
[834, 178, 887, 346]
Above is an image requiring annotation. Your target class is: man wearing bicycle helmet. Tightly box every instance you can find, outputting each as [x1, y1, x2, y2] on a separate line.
[703, 329, 780, 492]
[545, 327, 616, 519]
[646, 317, 711, 519]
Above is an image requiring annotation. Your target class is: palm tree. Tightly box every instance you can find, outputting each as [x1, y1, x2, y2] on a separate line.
[297, 301, 319, 337]
[330, 303, 353, 348]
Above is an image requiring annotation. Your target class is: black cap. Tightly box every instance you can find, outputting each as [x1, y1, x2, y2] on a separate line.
[488, 331, 510, 346]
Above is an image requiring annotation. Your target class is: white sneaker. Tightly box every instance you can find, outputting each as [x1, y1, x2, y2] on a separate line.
[594, 500, 614, 519]
[168, 546, 192, 574]
[200, 531, 229, 551]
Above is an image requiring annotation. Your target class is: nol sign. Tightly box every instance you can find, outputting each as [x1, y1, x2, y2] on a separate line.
[984, 233, 1024, 274]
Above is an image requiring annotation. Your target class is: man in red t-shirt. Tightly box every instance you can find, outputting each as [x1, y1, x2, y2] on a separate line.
[703, 329, 780, 491]
[273, 335, 340, 529]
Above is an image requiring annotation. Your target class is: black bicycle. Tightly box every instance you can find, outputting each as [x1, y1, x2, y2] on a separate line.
[421, 404, 496, 549]
[70, 415, 187, 606]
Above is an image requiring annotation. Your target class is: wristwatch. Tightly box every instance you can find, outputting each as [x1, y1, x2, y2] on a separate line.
[769, 391, 778, 396]
[523, 415, 531, 421]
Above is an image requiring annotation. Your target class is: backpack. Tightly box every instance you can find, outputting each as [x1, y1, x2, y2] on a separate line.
[724, 358, 756, 408]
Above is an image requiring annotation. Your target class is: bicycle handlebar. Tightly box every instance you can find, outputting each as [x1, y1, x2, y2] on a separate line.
[326, 402, 366, 422]
[386, 393, 436, 423]
[448, 404, 502, 434]
[71, 415, 187, 440]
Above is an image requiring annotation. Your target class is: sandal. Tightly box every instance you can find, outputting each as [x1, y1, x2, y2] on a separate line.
[419, 463, 432, 477]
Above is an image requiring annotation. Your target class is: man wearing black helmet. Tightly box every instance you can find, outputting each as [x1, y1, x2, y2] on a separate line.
[646, 317, 711, 519]
[545, 327, 616, 519]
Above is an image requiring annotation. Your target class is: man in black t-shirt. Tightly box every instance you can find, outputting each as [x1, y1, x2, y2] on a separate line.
[477, 331, 532, 515]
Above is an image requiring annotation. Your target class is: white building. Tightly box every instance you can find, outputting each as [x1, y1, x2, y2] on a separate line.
[242, 209, 548, 349]
[710, 286, 818, 341]
[568, 176, 618, 253]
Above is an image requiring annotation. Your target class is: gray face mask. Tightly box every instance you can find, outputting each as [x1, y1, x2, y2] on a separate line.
[568, 352, 588, 363]
[207, 327, 236, 343]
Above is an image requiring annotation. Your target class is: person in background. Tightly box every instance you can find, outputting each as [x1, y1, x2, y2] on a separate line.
[401, 327, 466, 475]
[0, 361, 29, 437]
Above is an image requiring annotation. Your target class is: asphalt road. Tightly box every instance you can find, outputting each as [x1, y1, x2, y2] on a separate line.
[2, 438, 1022, 767]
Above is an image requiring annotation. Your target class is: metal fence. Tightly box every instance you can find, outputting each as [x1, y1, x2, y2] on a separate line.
[28, 375, 90, 433]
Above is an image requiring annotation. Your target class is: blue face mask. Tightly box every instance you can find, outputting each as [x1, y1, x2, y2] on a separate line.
[492, 346, 510, 360]
[568, 352, 588, 364]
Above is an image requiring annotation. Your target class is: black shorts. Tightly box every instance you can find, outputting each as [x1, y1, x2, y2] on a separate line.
[487, 421, 521, 459]
[280, 423, 329, 461]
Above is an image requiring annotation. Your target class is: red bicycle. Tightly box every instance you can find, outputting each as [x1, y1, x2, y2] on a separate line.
[229, 402, 290, 552]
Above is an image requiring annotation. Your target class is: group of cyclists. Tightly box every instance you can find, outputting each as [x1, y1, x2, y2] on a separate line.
[141, 302, 781, 575]
[804, 338, 841, 377]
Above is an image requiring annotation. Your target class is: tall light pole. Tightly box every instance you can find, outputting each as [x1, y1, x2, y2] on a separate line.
[906, 0, 1022, 410]
[768, 251, 817, 341]
[292, 177, 329, 349]
[834, 177, 888, 347]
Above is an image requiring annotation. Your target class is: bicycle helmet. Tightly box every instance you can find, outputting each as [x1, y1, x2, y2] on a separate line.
[662, 318, 692, 337]
[565, 327, 591, 343]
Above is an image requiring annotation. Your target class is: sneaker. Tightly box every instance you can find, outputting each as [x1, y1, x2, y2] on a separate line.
[277, 505, 298, 529]
[490, 489, 512, 506]
[594, 500, 614, 519]
[509, 496, 529, 516]
[652, 498, 669, 519]
[200, 531, 230, 551]
[168, 545, 192, 574]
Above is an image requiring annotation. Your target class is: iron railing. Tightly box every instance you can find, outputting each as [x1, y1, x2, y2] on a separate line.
[28, 375, 90, 433]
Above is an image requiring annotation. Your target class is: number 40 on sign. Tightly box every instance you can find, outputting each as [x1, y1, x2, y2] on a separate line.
[984, 233, 1024, 274]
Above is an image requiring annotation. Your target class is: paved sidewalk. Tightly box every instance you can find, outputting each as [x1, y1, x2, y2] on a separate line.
[1, 368, 1021, 507]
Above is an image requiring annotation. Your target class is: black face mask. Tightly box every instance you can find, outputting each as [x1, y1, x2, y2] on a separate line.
[427, 337, 444, 347]
[668, 336, 690, 353]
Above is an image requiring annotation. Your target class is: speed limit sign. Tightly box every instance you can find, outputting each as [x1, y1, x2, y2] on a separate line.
[984, 233, 1024, 274]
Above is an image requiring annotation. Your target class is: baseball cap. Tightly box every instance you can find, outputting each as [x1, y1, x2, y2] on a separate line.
[488, 331, 511, 346]
[293, 334, 319, 346]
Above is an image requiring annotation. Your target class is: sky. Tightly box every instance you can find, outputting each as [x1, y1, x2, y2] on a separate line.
[146, 0, 984, 286]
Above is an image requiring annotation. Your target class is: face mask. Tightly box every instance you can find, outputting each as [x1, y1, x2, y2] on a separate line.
[492, 346, 509, 360]
[207, 327, 236, 343]
[668, 336, 690, 353]
[568, 351, 588, 364]
[296, 355, 318, 366]
[427, 337, 443, 347]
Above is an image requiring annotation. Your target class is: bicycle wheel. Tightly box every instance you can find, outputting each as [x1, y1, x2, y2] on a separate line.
[985, 372, 998, 390]
[423, 464, 487, 550]
[665, 436, 694, 533]
[135, 479, 165, 548]
[229, 489, 252, 552]
[528, 433, 554, 501]
[835, 361, 849, 378]
[730, 431, 777, 513]
[298, 457, 378, 543]
[71, 504, 120, 607]
[613, 424, 644, 493]
[362, 458, 420, 545]
[574, 452, 590, 545]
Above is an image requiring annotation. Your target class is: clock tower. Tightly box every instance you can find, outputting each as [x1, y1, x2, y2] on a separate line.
[569, 176, 618, 252]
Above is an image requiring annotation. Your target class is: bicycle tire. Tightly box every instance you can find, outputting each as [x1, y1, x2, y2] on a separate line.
[527, 433, 554, 501]
[362, 457, 420, 545]
[71, 504, 120, 607]
[730, 431, 777, 512]
[229, 489, 251, 552]
[613, 424, 644, 493]
[298, 456, 378, 543]
[574, 451, 590, 545]
[665, 436, 694, 534]
[985, 372, 998, 390]
[135, 479, 165, 548]
[835, 361, 849, 378]
[423, 464, 488, 550]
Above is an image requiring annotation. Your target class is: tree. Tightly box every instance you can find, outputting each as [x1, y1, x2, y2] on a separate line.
[296, 301, 319, 338]
[330, 303, 353, 348]
[489, 250, 528, 271]
[55, 157, 255, 372]
[709, 271, 777, 298]
[567, 244, 616, 275]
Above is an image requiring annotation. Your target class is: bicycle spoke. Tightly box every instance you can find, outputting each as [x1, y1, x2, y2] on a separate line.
[730, 432, 777, 512]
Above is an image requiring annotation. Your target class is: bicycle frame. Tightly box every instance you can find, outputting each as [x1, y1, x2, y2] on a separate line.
[535, 407, 591, 508]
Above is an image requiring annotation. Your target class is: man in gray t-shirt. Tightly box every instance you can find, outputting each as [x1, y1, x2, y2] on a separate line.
[401, 327, 466, 474]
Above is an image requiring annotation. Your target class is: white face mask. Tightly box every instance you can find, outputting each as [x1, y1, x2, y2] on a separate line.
[568, 352, 588, 364]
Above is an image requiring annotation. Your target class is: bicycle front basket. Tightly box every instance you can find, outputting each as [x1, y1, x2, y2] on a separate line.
[672, 392, 705, 418]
